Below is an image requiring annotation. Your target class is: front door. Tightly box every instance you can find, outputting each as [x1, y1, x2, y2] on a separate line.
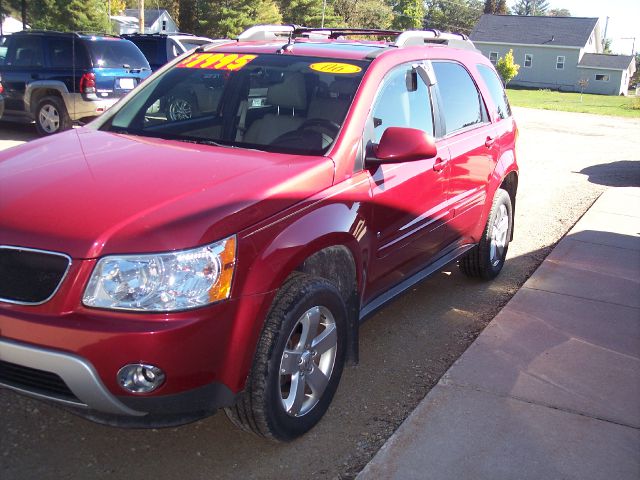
[363, 64, 450, 303]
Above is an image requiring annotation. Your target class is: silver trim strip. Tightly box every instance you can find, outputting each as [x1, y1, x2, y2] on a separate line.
[0, 339, 145, 416]
[0, 245, 72, 306]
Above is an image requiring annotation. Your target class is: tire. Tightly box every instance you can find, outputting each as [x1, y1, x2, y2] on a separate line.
[225, 273, 347, 441]
[459, 188, 513, 280]
[166, 95, 195, 121]
[35, 96, 72, 136]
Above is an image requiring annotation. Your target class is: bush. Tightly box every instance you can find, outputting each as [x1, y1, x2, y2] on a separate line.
[496, 49, 520, 85]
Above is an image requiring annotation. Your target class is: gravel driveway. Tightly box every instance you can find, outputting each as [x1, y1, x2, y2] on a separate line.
[1, 108, 639, 480]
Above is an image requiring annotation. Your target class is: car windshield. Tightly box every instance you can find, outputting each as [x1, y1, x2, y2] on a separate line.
[88, 39, 150, 69]
[99, 52, 368, 155]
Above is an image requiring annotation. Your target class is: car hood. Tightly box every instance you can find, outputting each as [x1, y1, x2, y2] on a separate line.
[0, 129, 335, 258]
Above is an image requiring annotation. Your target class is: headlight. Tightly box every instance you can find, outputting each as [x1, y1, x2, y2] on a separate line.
[82, 236, 236, 311]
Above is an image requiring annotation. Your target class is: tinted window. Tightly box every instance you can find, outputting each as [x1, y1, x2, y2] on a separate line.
[131, 39, 160, 64]
[0, 37, 7, 65]
[9, 36, 44, 67]
[372, 67, 434, 143]
[47, 38, 74, 68]
[477, 64, 511, 120]
[433, 62, 484, 134]
[87, 39, 149, 69]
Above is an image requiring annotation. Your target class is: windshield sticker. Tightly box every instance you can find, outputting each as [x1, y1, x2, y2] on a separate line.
[176, 53, 258, 71]
[309, 62, 362, 74]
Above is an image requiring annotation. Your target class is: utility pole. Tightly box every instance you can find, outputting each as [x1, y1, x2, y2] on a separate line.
[1, 0, 4, 36]
[602, 16, 609, 51]
[140, 0, 145, 33]
[321, 0, 326, 28]
[621, 37, 636, 55]
[21, 0, 26, 30]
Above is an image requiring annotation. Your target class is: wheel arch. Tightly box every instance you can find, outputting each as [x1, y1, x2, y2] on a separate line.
[25, 81, 69, 114]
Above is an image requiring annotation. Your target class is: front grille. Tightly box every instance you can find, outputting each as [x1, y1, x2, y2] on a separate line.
[0, 246, 70, 304]
[0, 360, 79, 402]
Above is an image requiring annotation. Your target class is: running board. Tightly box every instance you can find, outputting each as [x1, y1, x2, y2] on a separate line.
[359, 244, 476, 322]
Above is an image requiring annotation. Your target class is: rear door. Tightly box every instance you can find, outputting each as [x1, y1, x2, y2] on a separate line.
[432, 61, 497, 246]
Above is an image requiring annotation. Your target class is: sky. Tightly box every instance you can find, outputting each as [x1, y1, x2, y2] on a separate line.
[513, 0, 640, 55]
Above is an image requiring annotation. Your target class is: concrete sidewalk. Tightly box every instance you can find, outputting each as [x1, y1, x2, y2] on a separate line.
[358, 187, 640, 480]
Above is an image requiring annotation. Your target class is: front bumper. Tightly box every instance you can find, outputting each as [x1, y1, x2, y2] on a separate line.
[0, 289, 271, 425]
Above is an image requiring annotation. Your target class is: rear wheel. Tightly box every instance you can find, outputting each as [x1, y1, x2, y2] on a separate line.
[459, 188, 513, 280]
[225, 273, 347, 441]
[35, 96, 72, 136]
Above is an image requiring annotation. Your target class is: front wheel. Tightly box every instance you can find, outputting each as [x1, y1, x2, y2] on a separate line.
[35, 96, 72, 135]
[225, 273, 347, 441]
[459, 188, 513, 280]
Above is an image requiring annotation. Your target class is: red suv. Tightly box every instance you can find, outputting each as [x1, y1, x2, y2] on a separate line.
[0, 26, 518, 440]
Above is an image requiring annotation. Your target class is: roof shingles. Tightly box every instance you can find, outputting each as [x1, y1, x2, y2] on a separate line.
[470, 14, 598, 48]
[579, 53, 635, 70]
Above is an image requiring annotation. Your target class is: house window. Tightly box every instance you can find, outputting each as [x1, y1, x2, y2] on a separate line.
[524, 54, 532, 68]
[595, 74, 610, 82]
[162, 20, 167, 31]
[489, 52, 498, 65]
[556, 56, 565, 69]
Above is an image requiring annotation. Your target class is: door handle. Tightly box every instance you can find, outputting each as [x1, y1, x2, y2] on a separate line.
[433, 157, 448, 172]
[485, 136, 496, 148]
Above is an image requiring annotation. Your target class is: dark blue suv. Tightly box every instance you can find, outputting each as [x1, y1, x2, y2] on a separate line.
[0, 31, 151, 135]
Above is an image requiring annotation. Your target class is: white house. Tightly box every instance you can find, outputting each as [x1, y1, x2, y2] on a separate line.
[470, 15, 636, 95]
[1, 15, 27, 35]
[111, 9, 178, 35]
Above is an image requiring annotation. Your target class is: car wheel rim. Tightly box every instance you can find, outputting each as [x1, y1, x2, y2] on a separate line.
[279, 305, 337, 417]
[490, 203, 509, 266]
[39, 104, 60, 133]
[168, 98, 192, 121]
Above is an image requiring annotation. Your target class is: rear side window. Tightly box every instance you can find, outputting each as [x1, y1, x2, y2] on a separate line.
[0, 37, 8, 65]
[47, 38, 73, 68]
[477, 64, 512, 120]
[87, 39, 149, 69]
[372, 66, 434, 143]
[130, 39, 160, 64]
[433, 61, 485, 134]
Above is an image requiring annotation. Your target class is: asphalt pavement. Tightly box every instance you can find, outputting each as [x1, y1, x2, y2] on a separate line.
[358, 186, 640, 480]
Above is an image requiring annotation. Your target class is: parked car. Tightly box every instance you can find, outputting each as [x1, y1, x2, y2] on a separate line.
[0, 25, 519, 441]
[0, 31, 151, 135]
[121, 33, 229, 71]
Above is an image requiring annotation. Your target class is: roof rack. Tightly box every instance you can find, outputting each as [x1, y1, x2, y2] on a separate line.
[238, 25, 401, 42]
[394, 30, 477, 51]
[237, 25, 477, 51]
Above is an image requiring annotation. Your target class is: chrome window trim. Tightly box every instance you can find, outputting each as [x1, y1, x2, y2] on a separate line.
[0, 245, 72, 306]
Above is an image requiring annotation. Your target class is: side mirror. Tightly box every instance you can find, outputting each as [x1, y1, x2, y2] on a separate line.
[367, 127, 437, 164]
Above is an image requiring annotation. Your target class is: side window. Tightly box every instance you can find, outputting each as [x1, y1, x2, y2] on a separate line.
[477, 64, 512, 120]
[433, 61, 485, 134]
[0, 37, 8, 65]
[371, 66, 434, 144]
[8, 36, 44, 67]
[47, 38, 74, 68]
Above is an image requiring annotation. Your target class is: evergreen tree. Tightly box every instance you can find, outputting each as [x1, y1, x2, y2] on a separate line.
[513, 0, 549, 16]
[205, 0, 281, 38]
[333, 0, 393, 29]
[277, 0, 341, 27]
[483, 0, 496, 14]
[547, 8, 570, 17]
[496, 0, 508, 14]
[29, 0, 109, 31]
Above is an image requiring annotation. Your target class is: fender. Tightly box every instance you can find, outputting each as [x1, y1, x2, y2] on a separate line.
[473, 144, 519, 240]
[221, 173, 374, 389]
[24, 80, 72, 112]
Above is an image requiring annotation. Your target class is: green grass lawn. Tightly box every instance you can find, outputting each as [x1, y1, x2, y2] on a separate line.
[506, 88, 640, 118]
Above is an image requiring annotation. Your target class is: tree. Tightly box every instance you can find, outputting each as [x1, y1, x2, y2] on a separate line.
[483, 0, 508, 14]
[548, 8, 570, 17]
[425, 0, 483, 35]
[496, 49, 520, 84]
[390, 0, 425, 30]
[603, 38, 613, 54]
[29, 0, 110, 31]
[333, 0, 393, 29]
[513, 0, 549, 16]
[206, 0, 282, 38]
[276, 0, 341, 27]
